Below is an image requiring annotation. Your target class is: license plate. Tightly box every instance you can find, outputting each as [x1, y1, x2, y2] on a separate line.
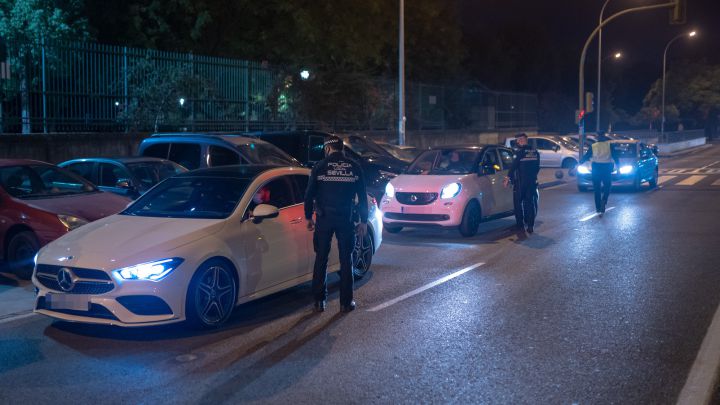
[46, 293, 90, 311]
[401, 205, 430, 214]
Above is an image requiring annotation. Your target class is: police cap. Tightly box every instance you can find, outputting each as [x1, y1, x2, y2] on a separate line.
[324, 135, 343, 150]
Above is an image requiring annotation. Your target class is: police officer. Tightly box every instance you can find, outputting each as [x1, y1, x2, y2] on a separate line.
[579, 131, 620, 214]
[504, 133, 540, 233]
[305, 135, 368, 313]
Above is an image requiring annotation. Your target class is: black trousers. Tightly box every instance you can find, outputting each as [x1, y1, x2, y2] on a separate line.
[312, 216, 355, 306]
[591, 162, 613, 211]
[513, 185, 539, 228]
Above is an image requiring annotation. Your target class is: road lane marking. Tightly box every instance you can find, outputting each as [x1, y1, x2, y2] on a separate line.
[698, 160, 720, 171]
[367, 262, 485, 312]
[579, 206, 616, 222]
[658, 176, 678, 185]
[676, 175, 706, 186]
[0, 310, 35, 325]
[676, 300, 720, 405]
[713, 179, 720, 187]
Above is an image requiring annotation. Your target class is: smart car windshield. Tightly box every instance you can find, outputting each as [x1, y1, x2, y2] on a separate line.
[0, 165, 97, 199]
[407, 150, 480, 175]
[122, 177, 250, 219]
[611, 143, 638, 158]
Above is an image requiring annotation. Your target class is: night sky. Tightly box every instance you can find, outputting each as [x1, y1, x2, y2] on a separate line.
[459, 0, 720, 114]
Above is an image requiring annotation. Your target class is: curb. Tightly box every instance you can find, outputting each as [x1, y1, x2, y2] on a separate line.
[539, 180, 566, 189]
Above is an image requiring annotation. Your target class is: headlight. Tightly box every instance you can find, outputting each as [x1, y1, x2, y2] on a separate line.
[385, 182, 395, 198]
[441, 183, 462, 199]
[577, 165, 591, 174]
[33, 253, 38, 266]
[114, 258, 184, 281]
[619, 165, 634, 174]
[58, 214, 89, 231]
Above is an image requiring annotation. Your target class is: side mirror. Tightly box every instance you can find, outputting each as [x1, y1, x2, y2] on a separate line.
[479, 165, 496, 176]
[116, 179, 133, 189]
[651, 145, 659, 156]
[251, 204, 279, 223]
[553, 145, 560, 152]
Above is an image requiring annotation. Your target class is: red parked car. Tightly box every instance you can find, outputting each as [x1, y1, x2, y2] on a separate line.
[0, 159, 130, 279]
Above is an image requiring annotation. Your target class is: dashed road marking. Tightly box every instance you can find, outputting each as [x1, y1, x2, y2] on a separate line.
[676, 299, 720, 405]
[658, 175, 678, 185]
[698, 160, 720, 171]
[367, 262, 485, 312]
[676, 175, 706, 186]
[579, 206, 616, 222]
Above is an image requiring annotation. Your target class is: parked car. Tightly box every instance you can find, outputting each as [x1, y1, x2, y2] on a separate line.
[576, 140, 659, 191]
[245, 130, 328, 167]
[505, 135, 579, 168]
[33, 165, 383, 328]
[376, 142, 421, 163]
[59, 157, 187, 199]
[138, 133, 301, 170]
[381, 145, 515, 237]
[0, 160, 130, 279]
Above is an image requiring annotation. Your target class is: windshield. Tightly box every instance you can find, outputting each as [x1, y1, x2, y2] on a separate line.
[345, 136, 392, 158]
[0, 165, 97, 199]
[126, 161, 187, 191]
[407, 149, 480, 175]
[553, 137, 580, 151]
[239, 142, 299, 166]
[380, 144, 419, 162]
[611, 143, 638, 158]
[122, 177, 250, 219]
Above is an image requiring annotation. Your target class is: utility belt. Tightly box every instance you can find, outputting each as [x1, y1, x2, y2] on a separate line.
[316, 205, 359, 223]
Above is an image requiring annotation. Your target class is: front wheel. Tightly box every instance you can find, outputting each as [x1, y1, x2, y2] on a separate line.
[562, 158, 578, 169]
[459, 201, 481, 237]
[649, 168, 659, 188]
[633, 173, 642, 191]
[186, 260, 237, 329]
[352, 232, 374, 279]
[7, 231, 39, 280]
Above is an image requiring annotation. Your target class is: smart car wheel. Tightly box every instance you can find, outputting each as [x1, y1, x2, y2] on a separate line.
[352, 232, 374, 280]
[186, 259, 237, 329]
[459, 201, 481, 237]
[7, 231, 39, 280]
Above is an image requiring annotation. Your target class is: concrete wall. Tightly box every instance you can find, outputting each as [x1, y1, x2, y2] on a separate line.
[657, 136, 706, 155]
[356, 129, 538, 149]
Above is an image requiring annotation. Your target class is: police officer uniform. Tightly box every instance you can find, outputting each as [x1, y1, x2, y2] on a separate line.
[507, 135, 540, 233]
[580, 132, 619, 213]
[304, 136, 368, 313]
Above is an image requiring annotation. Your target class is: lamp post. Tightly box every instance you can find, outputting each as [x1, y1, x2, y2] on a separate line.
[661, 30, 696, 137]
[596, 0, 613, 133]
[398, 0, 406, 146]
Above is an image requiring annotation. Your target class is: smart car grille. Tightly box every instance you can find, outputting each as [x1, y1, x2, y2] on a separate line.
[36, 296, 118, 320]
[384, 213, 450, 221]
[396, 192, 438, 205]
[35, 264, 115, 295]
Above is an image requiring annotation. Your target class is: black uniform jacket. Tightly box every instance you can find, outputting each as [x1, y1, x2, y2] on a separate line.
[304, 151, 369, 223]
[508, 145, 540, 189]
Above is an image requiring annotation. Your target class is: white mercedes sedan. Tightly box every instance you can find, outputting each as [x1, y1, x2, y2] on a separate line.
[32, 165, 382, 328]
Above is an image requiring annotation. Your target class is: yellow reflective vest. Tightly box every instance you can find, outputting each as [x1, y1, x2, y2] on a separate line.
[591, 141, 613, 163]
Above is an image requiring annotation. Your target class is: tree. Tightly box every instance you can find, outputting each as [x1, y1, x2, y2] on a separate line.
[0, 0, 89, 133]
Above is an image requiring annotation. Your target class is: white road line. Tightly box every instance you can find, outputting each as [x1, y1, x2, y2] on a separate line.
[698, 160, 720, 171]
[676, 175, 706, 186]
[658, 175, 678, 185]
[367, 262, 485, 312]
[0, 310, 35, 325]
[676, 301, 720, 405]
[579, 206, 616, 222]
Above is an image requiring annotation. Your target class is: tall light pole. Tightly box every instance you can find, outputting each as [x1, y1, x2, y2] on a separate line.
[596, 0, 613, 133]
[662, 30, 696, 137]
[398, 0, 406, 146]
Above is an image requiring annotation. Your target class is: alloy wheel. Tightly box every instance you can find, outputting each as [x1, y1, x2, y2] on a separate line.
[194, 265, 236, 326]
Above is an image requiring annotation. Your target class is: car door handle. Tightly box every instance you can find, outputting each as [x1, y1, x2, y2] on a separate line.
[289, 218, 303, 224]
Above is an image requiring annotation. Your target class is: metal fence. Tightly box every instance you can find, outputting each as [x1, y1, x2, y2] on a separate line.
[0, 40, 537, 134]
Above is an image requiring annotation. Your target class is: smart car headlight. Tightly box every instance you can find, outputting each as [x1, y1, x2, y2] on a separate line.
[441, 183, 462, 199]
[58, 214, 89, 231]
[577, 164, 591, 174]
[385, 182, 395, 198]
[114, 258, 184, 281]
[619, 165, 634, 174]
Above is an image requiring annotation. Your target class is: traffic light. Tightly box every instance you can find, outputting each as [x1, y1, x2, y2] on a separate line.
[585, 92, 594, 114]
[575, 109, 586, 125]
[671, 0, 686, 25]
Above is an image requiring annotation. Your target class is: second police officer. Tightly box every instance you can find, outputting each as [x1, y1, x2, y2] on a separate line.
[504, 133, 540, 233]
[304, 135, 368, 313]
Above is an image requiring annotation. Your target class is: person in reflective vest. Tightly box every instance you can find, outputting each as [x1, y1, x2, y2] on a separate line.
[579, 132, 620, 213]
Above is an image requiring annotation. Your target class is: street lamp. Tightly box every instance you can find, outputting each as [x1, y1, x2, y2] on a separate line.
[300, 69, 311, 80]
[614, 52, 623, 59]
[596, 0, 613, 133]
[661, 30, 697, 137]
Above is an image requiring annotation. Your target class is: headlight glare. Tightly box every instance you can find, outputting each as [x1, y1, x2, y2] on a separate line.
[115, 258, 184, 281]
[57, 214, 89, 231]
[619, 165, 634, 174]
[441, 183, 462, 199]
[385, 182, 395, 198]
[577, 165, 591, 174]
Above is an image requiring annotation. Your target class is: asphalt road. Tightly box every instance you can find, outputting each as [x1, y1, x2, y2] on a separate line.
[1, 144, 720, 404]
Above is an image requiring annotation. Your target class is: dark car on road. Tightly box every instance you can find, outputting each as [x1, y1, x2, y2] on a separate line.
[247, 131, 408, 201]
[0, 159, 130, 279]
[138, 133, 301, 170]
[58, 157, 187, 199]
[576, 140, 659, 192]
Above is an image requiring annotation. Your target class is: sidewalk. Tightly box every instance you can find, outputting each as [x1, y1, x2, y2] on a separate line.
[0, 270, 36, 319]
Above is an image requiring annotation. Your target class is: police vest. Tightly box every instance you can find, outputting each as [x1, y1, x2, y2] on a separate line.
[591, 142, 613, 163]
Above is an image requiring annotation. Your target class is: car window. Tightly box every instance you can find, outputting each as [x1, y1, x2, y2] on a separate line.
[169, 143, 201, 170]
[308, 136, 325, 163]
[126, 161, 186, 190]
[508, 139, 518, 148]
[481, 148, 501, 172]
[246, 175, 297, 218]
[290, 174, 309, 204]
[0, 165, 96, 199]
[123, 177, 249, 219]
[407, 149, 479, 175]
[611, 143, 638, 158]
[535, 138, 557, 151]
[237, 142, 297, 165]
[208, 145, 241, 166]
[498, 148, 514, 170]
[99, 163, 129, 187]
[142, 143, 170, 159]
[64, 162, 96, 183]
